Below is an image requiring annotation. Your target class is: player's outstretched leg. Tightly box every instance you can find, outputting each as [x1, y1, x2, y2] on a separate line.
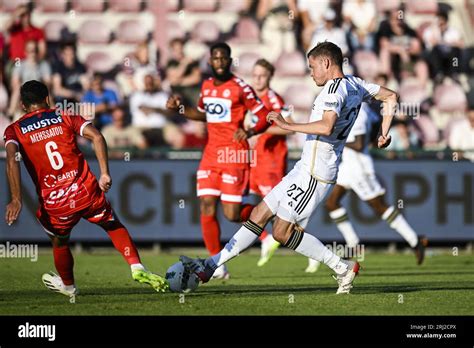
[239, 203, 278, 267]
[101, 221, 168, 292]
[272, 219, 360, 294]
[180, 201, 274, 283]
[42, 234, 78, 297]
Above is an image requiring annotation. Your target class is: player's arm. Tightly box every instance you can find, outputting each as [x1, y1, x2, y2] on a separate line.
[5, 142, 22, 225]
[265, 116, 295, 135]
[267, 110, 337, 136]
[235, 87, 273, 141]
[82, 124, 112, 192]
[166, 94, 206, 121]
[372, 86, 398, 148]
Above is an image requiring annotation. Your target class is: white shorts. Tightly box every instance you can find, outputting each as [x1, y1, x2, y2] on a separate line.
[263, 167, 333, 229]
[337, 151, 385, 201]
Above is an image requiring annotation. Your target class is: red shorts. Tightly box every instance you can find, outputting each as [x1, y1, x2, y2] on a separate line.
[36, 190, 115, 237]
[250, 166, 285, 197]
[196, 166, 249, 203]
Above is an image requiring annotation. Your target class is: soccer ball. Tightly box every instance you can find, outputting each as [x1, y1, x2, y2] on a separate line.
[165, 261, 200, 293]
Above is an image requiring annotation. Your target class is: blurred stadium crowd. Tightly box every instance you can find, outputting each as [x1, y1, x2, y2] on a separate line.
[0, 0, 473, 160]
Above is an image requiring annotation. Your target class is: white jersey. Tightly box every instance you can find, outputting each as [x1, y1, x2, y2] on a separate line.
[296, 75, 380, 183]
[337, 102, 386, 201]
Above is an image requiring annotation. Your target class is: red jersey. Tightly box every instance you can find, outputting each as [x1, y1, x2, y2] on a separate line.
[197, 75, 270, 169]
[252, 89, 289, 172]
[3, 108, 100, 217]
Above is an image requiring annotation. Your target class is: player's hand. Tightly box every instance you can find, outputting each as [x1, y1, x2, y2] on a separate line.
[233, 128, 248, 142]
[5, 199, 22, 226]
[166, 95, 182, 111]
[377, 134, 392, 148]
[99, 174, 112, 192]
[267, 111, 288, 129]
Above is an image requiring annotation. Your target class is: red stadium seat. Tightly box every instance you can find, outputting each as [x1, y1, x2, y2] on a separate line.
[35, 0, 68, 12]
[85, 52, 116, 73]
[413, 115, 439, 146]
[353, 50, 379, 80]
[231, 17, 260, 43]
[219, 0, 248, 12]
[192, 20, 220, 43]
[78, 20, 111, 44]
[374, 0, 400, 13]
[109, 0, 142, 12]
[166, 20, 185, 40]
[283, 84, 315, 111]
[117, 19, 149, 44]
[234, 52, 260, 76]
[167, 0, 179, 11]
[399, 80, 428, 105]
[406, 0, 438, 14]
[149, 0, 179, 11]
[183, 0, 217, 12]
[275, 51, 306, 77]
[72, 0, 104, 12]
[433, 82, 467, 113]
[44, 20, 67, 42]
[0, 0, 29, 12]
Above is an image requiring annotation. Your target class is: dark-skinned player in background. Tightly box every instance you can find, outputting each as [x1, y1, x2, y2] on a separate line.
[166, 43, 272, 279]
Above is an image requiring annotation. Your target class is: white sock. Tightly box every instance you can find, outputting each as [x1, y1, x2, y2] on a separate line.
[289, 231, 348, 275]
[130, 263, 146, 272]
[382, 206, 418, 248]
[329, 207, 360, 248]
[209, 222, 260, 268]
[64, 284, 76, 291]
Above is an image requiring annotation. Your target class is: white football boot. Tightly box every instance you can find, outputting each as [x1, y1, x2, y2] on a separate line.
[334, 260, 360, 294]
[42, 271, 78, 297]
[211, 264, 230, 280]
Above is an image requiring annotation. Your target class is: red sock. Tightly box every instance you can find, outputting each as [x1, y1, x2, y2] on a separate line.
[240, 204, 254, 221]
[259, 230, 269, 241]
[241, 204, 269, 241]
[53, 245, 74, 286]
[200, 214, 221, 255]
[107, 226, 141, 265]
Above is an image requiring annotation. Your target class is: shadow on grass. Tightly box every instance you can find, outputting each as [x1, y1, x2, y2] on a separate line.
[2, 281, 473, 304]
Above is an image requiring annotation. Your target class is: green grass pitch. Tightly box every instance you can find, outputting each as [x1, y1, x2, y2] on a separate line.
[0, 250, 473, 315]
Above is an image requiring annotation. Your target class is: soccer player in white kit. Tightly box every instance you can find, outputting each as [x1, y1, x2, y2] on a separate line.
[304, 102, 427, 272]
[180, 42, 398, 294]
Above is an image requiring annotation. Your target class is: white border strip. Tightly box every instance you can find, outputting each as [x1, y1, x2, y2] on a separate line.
[80, 121, 92, 136]
[197, 188, 221, 197]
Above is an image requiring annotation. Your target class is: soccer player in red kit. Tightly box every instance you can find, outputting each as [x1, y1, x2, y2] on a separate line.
[248, 59, 294, 267]
[166, 43, 271, 279]
[4, 80, 168, 297]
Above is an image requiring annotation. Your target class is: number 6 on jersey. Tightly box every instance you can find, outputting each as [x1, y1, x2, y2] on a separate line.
[45, 141, 64, 170]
